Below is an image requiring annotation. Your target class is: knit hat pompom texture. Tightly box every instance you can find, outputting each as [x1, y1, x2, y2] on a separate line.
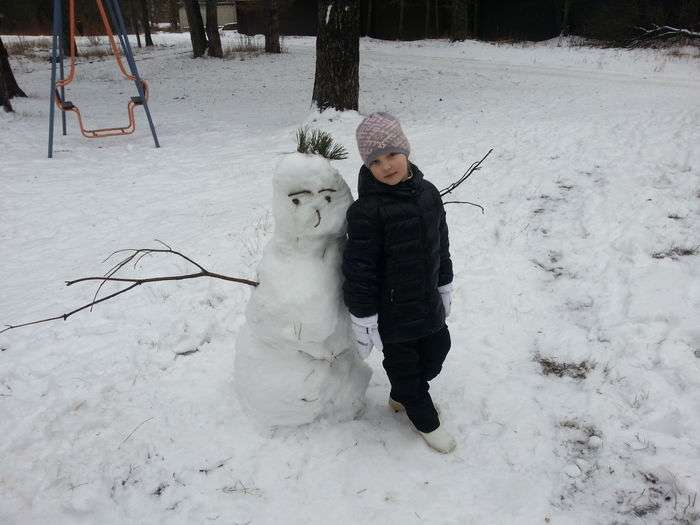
[356, 112, 410, 167]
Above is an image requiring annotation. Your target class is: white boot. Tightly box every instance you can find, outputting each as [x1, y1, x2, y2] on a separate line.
[419, 425, 457, 454]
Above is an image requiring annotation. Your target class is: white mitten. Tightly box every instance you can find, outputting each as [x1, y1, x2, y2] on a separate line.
[351, 313, 383, 359]
[438, 283, 453, 319]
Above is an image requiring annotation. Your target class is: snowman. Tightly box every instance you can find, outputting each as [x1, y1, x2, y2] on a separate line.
[234, 152, 372, 427]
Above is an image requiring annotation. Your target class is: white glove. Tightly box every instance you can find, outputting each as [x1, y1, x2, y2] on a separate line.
[350, 313, 383, 359]
[438, 283, 453, 319]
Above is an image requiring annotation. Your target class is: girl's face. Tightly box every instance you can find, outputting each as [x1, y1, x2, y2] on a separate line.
[368, 152, 409, 186]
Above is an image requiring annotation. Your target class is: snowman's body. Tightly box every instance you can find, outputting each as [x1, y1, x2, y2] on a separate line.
[234, 153, 372, 427]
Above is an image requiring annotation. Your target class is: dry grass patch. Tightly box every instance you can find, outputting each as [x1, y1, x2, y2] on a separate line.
[651, 246, 698, 260]
[78, 47, 113, 60]
[221, 36, 287, 60]
[535, 353, 594, 379]
[4, 35, 113, 60]
[4, 36, 51, 58]
[223, 36, 264, 59]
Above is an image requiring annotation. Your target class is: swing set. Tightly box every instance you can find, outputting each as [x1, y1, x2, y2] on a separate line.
[48, 0, 160, 158]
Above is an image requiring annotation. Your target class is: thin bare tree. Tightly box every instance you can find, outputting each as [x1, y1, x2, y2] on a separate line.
[312, 0, 360, 111]
[451, 0, 458, 38]
[128, 0, 143, 48]
[366, 0, 373, 36]
[434, 0, 440, 36]
[183, 0, 208, 57]
[560, 0, 573, 36]
[424, 0, 430, 38]
[264, 0, 281, 53]
[0, 65, 13, 112]
[465, 0, 470, 37]
[452, 0, 471, 41]
[60, 2, 79, 58]
[168, 0, 179, 31]
[206, 0, 224, 57]
[139, 0, 154, 46]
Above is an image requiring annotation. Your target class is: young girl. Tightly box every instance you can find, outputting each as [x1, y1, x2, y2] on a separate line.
[342, 112, 456, 454]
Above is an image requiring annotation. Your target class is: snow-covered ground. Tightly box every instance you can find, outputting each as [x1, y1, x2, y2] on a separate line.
[1, 32, 699, 524]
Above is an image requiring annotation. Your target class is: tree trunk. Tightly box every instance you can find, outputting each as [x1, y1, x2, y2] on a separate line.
[183, 0, 208, 57]
[169, 0, 179, 31]
[140, 0, 154, 46]
[129, 0, 142, 48]
[312, 0, 359, 112]
[0, 35, 26, 113]
[0, 80, 12, 112]
[561, 0, 572, 36]
[425, 0, 430, 38]
[435, 0, 440, 36]
[450, 0, 470, 40]
[264, 0, 281, 53]
[206, 0, 224, 57]
[0, 37, 12, 112]
[366, 0, 373, 36]
[397, 0, 404, 40]
[61, 1, 79, 58]
[465, 0, 470, 36]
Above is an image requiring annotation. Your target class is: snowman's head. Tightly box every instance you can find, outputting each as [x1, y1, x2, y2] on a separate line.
[272, 153, 353, 240]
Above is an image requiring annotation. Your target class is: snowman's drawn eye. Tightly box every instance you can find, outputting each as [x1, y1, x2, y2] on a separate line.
[319, 188, 336, 203]
[288, 190, 312, 205]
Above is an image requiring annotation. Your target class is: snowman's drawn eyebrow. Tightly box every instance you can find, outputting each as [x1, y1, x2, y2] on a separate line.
[318, 188, 337, 193]
[288, 190, 313, 197]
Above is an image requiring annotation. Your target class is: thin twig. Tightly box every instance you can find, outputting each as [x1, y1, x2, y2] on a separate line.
[92, 249, 139, 310]
[119, 417, 154, 447]
[439, 148, 493, 198]
[1, 244, 258, 334]
[68, 271, 258, 287]
[2, 282, 141, 333]
[443, 200, 485, 213]
[132, 250, 152, 269]
[199, 456, 233, 475]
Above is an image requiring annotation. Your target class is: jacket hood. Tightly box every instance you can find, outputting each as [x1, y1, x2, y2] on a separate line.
[357, 162, 425, 198]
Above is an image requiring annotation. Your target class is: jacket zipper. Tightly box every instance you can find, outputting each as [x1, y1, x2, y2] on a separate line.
[390, 288, 395, 303]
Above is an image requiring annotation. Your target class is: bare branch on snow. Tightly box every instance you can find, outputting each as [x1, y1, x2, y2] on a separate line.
[439, 148, 492, 212]
[1, 242, 258, 334]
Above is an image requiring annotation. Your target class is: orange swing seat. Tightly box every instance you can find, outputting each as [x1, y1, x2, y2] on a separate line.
[54, 0, 150, 139]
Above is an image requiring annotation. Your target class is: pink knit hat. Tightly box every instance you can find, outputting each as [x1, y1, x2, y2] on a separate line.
[356, 112, 410, 167]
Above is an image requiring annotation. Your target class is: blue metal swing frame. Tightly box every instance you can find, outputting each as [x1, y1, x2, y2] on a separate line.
[48, 0, 160, 158]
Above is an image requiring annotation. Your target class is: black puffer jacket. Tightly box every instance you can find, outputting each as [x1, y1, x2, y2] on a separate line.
[342, 163, 453, 343]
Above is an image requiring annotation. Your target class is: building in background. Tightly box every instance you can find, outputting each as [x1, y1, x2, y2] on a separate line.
[178, 1, 237, 30]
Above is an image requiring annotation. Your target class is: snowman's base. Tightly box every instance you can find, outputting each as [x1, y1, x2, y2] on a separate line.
[234, 326, 372, 427]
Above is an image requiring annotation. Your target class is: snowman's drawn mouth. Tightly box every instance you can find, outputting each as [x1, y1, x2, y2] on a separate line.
[314, 210, 321, 228]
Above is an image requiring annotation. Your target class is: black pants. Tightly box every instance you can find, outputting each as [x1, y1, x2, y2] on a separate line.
[381, 325, 451, 433]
